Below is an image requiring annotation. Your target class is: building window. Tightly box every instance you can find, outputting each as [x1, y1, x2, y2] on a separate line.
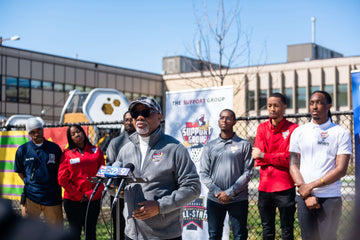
[297, 87, 306, 108]
[124, 92, 132, 101]
[132, 93, 140, 101]
[337, 84, 348, 107]
[285, 88, 293, 108]
[247, 90, 255, 112]
[19, 78, 30, 103]
[310, 86, 320, 94]
[43, 81, 53, 90]
[155, 96, 163, 107]
[259, 90, 267, 110]
[85, 87, 93, 92]
[6, 77, 18, 102]
[65, 84, 74, 91]
[54, 83, 64, 92]
[271, 88, 280, 94]
[324, 85, 334, 101]
[75, 85, 84, 91]
[31, 80, 42, 89]
[6, 77, 30, 103]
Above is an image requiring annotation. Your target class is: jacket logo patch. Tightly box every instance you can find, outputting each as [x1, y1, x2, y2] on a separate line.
[152, 152, 163, 162]
[92, 147, 97, 153]
[230, 145, 238, 153]
[70, 158, 80, 164]
[48, 154, 56, 164]
[282, 130, 290, 140]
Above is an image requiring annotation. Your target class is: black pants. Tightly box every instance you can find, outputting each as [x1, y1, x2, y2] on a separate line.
[296, 195, 342, 240]
[258, 188, 296, 240]
[64, 199, 101, 240]
[125, 236, 182, 240]
[207, 199, 248, 240]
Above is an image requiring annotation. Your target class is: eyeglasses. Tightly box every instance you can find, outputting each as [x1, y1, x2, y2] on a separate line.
[130, 108, 158, 119]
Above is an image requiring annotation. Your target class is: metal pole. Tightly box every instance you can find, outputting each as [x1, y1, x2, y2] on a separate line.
[311, 17, 316, 43]
[115, 197, 120, 240]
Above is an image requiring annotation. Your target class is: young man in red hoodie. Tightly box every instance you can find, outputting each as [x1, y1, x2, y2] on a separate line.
[252, 93, 298, 240]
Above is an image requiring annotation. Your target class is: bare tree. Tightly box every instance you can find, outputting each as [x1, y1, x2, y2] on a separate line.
[164, 0, 267, 115]
[188, 0, 254, 94]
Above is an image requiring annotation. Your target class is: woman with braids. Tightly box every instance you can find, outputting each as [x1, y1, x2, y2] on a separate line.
[58, 124, 105, 240]
[289, 91, 352, 240]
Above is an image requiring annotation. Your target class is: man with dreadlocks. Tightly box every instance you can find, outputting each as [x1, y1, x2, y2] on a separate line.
[289, 91, 352, 240]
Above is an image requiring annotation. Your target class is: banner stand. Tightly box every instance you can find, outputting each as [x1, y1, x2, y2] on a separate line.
[351, 70, 360, 210]
[165, 86, 234, 240]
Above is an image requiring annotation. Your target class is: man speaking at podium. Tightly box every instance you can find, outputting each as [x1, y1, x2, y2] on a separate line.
[114, 96, 201, 240]
[106, 110, 135, 240]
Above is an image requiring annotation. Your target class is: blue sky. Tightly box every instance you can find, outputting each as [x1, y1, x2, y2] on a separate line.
[1, 0, 359, 74]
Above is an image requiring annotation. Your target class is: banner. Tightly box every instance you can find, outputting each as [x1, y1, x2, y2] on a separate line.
[351, 70, 360, 205]
[44, 127, 69, 151]
[0, 131, 29, 200]
[0, 127, 77, 200]
[165, 86, 233, 240]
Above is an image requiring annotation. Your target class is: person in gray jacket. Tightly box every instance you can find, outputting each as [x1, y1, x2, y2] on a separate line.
[106, 110, 135, 165]
[106, 110, 135, 240]
[200, 109, 253, 240]
[114, 96, 201, 240]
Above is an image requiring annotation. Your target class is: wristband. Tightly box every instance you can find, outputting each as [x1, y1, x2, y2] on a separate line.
[320, 178, 325, 185]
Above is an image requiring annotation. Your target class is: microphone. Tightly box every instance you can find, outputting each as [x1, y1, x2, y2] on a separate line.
[89, 165, 111, 201]
[112, 163, 135, 208]
[101, 178, 114, 199]
[89, 179, 103, 201]
[101, 164, 134, 199]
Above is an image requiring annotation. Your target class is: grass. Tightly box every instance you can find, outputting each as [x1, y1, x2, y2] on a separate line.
[61, 200, 359, 240]
[245, 202, 301, 240]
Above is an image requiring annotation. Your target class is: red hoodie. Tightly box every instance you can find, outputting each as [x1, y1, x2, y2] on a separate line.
[58, 144, 105, 201]
[254, 118, 298, 192]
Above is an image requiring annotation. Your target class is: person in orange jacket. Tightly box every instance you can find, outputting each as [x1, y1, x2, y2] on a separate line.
[58, 124, 105, 240]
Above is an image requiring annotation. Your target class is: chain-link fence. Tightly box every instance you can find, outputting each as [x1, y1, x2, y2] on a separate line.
[233, 111, 355, 240]
[5, 110, 356, 240]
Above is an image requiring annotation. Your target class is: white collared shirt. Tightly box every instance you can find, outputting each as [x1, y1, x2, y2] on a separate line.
[289, 118, 352, 197]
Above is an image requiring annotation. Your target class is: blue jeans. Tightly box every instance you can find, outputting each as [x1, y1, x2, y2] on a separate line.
[258, 188, 296, 240]
[296, 195, 342, 240]
[207, 199, 248, 240]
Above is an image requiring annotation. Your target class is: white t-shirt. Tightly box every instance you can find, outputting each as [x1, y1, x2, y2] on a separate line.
[289, 118, 352, 197]
[139, 135, 150, 170]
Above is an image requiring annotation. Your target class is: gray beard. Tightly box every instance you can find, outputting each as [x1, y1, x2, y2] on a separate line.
[136, 122, 150, 135]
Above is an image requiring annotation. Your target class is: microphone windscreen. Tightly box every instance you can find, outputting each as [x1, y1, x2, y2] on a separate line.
[124, 163, 135, 172]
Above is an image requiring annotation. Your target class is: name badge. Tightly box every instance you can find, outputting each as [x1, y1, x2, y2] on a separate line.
[70, 158, 80, 164]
